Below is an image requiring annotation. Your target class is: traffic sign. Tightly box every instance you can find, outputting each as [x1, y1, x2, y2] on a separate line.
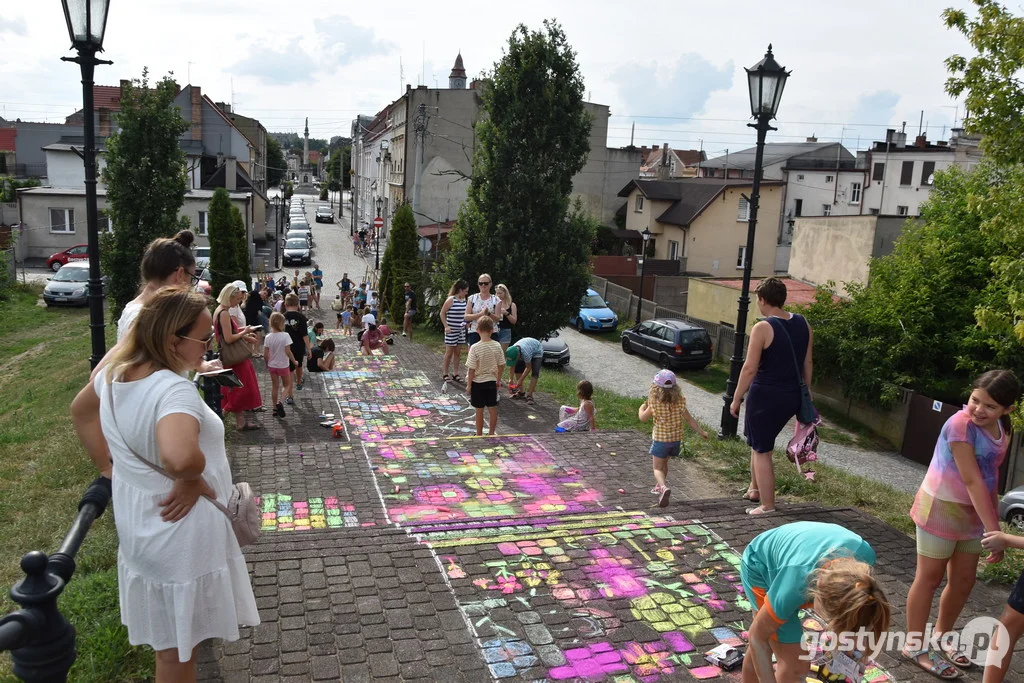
[373, 217, 384, 229]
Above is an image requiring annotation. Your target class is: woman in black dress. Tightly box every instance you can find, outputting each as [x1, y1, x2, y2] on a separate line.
[729, 277, 813, 515]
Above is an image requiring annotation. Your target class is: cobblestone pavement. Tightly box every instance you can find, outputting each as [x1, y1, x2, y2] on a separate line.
[557, 327, 927, 494]
[200, 212, 1016, 682]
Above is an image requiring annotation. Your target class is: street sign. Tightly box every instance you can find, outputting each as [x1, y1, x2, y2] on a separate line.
[418, 237, 432, 255]
[373, 217, 384, 229]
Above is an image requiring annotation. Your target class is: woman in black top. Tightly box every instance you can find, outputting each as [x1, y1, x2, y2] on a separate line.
[307, 339, 336, 372]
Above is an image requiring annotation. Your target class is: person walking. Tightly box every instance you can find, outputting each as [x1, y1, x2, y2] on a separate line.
[402, 282, 418, 339]
[214, 284, 262, 431]
[728, 277, 814, 515]
[337, 273, 353, 307]
[70, 288, 259, 682]
[311, 263, 324, 309]
[263, 312, 296, 418]
[441, 279, 469, 383]
[638, 370, 708, 507]
[465, 274, 501, 347]
[283, 293, 310, 399]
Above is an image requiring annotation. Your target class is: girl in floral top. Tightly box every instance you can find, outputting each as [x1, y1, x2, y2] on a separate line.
[638, 370, 708, 508]
[903, 369, 1018, 679]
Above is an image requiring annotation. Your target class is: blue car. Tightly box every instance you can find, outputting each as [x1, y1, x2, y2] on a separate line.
[570, 289, 619, 332]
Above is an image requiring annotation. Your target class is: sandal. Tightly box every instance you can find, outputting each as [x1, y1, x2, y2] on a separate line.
[442, 373, 451, 382]
[902, 648, 961, 679]
[451, 375, 462, 384]
[524, 395, 535, 404]
[939, 640, 974, 669]
[742, 488, 760, 503]
[746, 505, 775, 515]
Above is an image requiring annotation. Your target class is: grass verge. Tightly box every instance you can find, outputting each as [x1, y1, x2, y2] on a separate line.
[0, 285, 153, 681]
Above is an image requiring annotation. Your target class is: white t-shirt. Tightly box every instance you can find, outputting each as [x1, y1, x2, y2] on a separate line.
[467, 293, 501, 334]
[361, 313, 376, 329]
[263, 331, 292, 369]
[117, 299, 144, 342]
[229, 305, 246, 331]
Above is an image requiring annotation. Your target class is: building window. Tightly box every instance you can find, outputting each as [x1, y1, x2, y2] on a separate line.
[98, 210, 112, 233]
[668, 240, 679, 261]
[920, 161, 936, 186]
[794, 198, 803, 216]
[49, 208, 74, 233]
[197, 211, 209, 236]
[737, 197, 750, 221]
[897, 205, 909, 216]
[736, 246, 747, 269]
[634, 195, 644, 213]
[850, 182, 862, 204]
[822, 204, 832, 216]
[825, 175, 834, 183]
[900, 160, 914, 186]
[872, 162, 885, 181]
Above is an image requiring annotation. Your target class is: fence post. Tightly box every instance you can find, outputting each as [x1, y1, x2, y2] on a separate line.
[716, 327, 725, 360]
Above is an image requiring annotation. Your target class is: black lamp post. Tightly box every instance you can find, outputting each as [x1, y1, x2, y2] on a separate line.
[635, 227, 651, 325]
[375, 196, 383, 271]
[61, 0, 112, 370]
[271, 196, 281, 270]
[720, 44, 790, 438]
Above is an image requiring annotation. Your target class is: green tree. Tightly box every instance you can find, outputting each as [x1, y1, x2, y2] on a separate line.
[101, 69, 189, 318]
[379, 203, 420, 324]
[231, 205, 250, 287]
[266, 137, 286, 187]
[432, 20, 595, 340]
[207, 188, 235, 297]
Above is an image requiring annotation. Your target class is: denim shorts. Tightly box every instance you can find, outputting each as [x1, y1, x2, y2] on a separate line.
[495, 328, 512, 344]
[649, 440, 680, 458]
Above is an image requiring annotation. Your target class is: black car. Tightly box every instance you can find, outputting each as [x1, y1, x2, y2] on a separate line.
[541, 330, 570, 366]
[621, 318, 713, 370]
[283, 238, 312, 266]
[315, 206, 334, 223]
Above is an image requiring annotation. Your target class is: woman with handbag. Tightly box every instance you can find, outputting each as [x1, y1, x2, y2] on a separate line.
[729, 277, 814, 515]
[214, 284, 263, 431]
[70, 287, 259, 682]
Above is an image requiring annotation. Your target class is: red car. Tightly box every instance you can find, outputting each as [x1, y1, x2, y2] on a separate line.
[46, 244, 89, 272]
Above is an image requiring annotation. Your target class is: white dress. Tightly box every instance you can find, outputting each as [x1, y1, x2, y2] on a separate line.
[94, 369, 259, 662]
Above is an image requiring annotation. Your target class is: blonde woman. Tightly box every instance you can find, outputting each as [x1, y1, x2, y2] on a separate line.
[494, 283, 518, 383]
[214, 284, 263, 430]
[70, 287, 259, 683]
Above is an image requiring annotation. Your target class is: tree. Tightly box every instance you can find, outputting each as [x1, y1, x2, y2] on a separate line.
[207, 188, 235, 297]
[379, 204, 420, 324]
[231, 205, 250, 287]
[266, 137, 286, 187]
[101, 69, 189, 318]
[432, 20, 595, 340]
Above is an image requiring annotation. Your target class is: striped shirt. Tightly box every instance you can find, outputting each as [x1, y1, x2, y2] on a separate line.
[650, 396, 687, 443]
[444, 296, 467, 345]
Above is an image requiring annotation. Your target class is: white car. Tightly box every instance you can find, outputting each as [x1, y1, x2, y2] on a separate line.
[194, 246, 210, 268]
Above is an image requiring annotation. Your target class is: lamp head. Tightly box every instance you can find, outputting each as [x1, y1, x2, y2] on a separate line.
[746, 44, 790, 119]
[62, 0, 111, 51]
[642, 227, 652, 243]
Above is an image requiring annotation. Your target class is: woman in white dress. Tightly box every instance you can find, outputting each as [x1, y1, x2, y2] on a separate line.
[71, 287, 259, 682]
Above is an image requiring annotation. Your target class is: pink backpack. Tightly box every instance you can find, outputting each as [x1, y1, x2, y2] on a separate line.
[786, 418, 820, 481]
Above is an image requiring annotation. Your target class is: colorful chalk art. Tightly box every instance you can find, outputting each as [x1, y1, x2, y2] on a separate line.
[257, 494, 366, 531]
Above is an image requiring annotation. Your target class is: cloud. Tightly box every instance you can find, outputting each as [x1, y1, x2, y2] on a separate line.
[844, 90, 901, 148]
[610, 54, 734, 120]
[232, 16, 394, 85]
[0, 15, 28, 36]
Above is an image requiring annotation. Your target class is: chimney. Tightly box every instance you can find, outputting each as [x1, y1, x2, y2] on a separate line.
[806, 136, 817, 143]
[97, 108, 111, 137]
[640, 145, 648, 159]
[225, 156, 237, 191]
[657, 143, 670, 180]
[915, 134, 927, 148]
[661, 143, 669, 165]
[190, 86, 202, 141]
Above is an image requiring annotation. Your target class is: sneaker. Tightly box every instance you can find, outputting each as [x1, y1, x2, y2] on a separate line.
[650, 485, 665, 495]
[276, 403, 286, 418]
[285, 397, 295, 405]
[657, 488, 671, 508]
[524, 394, 535, 404]
[402, 332, 407, 337]
[295, 383, 304, 391]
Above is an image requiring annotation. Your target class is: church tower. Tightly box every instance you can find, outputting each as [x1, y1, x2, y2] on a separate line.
[303, 117, 309, 165]
[448, 53, 467, 89]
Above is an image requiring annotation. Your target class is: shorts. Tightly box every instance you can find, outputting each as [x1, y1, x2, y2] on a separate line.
[299, 298, 309, 306]
[405, 309, 418, 319]
[915, 526, 983, 559]
[467, 332, 481, 346]
[744, 383, 801, 454]
[445, 328, 466, 346]
[290, 343, 306, 367]
[649, 440, 681, 458]
[495, 328, 512, 344]
[269, 366, 290, 378]
[514, 356, 543, 378]
[740, 555, 804, 644]
[1008, 570, 1024, 614]
[471, 381, 498, 408]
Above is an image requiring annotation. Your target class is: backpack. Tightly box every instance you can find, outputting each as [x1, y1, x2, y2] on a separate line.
[786, 417, 820, 481]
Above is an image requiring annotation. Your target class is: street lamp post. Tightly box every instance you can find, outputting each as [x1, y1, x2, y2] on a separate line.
[375, 196, 383, 271]
[271, 196, 281, 270]
[720, 45, 790, 438]
[61, 0, 112, 370]
[635, 227, 651, 325]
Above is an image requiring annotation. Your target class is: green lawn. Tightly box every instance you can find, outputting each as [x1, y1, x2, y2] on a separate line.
[0, 286, 153, 681]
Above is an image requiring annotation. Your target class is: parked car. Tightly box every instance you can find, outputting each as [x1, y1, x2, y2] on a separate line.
[290, 219, 311, 232]
[541, 330, 570, 366]
[43, 262, 104, 307]
[194, 246, 210, 268]
[194, 268, 212, 297]
[285, 229, 313, 247]
[621, 318, 713, 370]
[46, 244, 89, 272]
[283, 238, 312, 266]
[315, 205, 334, 223]
[1000, 487, 1024, 530]
[570, 289, 618, 332]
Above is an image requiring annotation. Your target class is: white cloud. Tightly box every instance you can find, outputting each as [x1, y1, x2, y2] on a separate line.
[0, 15, 28, 36]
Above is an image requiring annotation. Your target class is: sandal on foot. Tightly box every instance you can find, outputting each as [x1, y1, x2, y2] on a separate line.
[524, 395, 535, 404]
[901, 649, 961, 679]
[442, 373, 451, 382]
[939, 642, 973, 669]
[746, 505, 775, 515]
[452, 375, 462, 384]
[742, 488, 760, 503]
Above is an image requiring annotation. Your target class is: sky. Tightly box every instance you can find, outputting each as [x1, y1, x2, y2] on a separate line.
[0, 0, 977, 159]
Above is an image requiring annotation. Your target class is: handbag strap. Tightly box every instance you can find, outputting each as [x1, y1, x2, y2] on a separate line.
[770, 315, 807, 388]
[104, 378, 232, 518]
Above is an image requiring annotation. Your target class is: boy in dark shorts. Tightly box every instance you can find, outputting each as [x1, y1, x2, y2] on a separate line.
[283, 293, 310, 398]
[465, 317, 503, 436]
[979, 529, 1024, 681]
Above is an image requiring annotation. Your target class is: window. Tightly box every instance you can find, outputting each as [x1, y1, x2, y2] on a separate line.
[850, 182, 862, 204]
[825, 175, 834, 183]
[49, 208, 74, 233]
[634, 195, 644, 213]
[98, 210, 112, 233]
[668, 240, 679, 261]
[822, 204, 832, 216]
[796, 174, 804, 181]
[900, 160, 914, 185]
[736, 245, 747, 268]
[872, 162, 885, 181]
[920, 161, 936, 186]
[794, 198, 803, 216]
[197, 211, 209, 236]
[658, 325, 675, 342]
[0, 155, 6, 174]
[897, 205, 909, 216]
[737, 197, 750, 221]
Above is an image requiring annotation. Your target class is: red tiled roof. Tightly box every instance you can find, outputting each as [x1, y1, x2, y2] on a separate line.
[0, 128, 15, 151]
[417, 222, 456, 237]
[710, 278, 828, 306]
[93, 85, 122, 110]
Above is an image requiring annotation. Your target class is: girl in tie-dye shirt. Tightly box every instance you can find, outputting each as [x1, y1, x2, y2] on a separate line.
[903, 370, 1019, 678]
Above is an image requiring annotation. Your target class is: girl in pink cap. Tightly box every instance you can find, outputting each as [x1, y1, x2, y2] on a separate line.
[638, 369, 708, 507]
